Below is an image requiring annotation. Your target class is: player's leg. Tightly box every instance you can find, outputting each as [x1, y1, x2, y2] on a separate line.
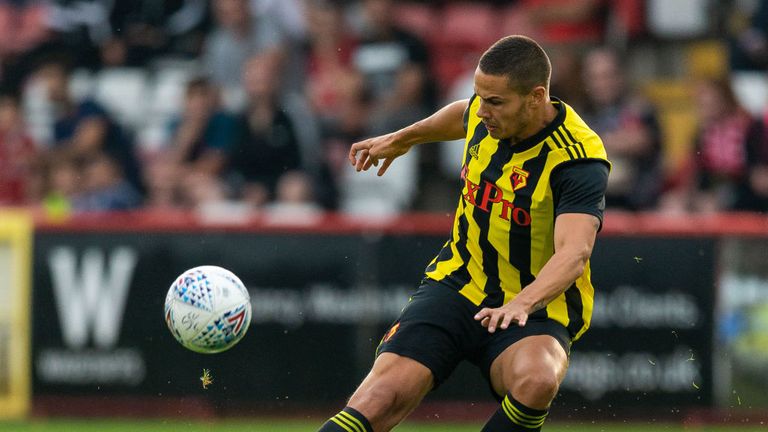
[482, 333, 569, 431]
[318, 352, 433, 432]
[319, 281, 467, 432]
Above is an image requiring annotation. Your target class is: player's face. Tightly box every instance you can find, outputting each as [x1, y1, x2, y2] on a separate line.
[473, 68, 534, 141]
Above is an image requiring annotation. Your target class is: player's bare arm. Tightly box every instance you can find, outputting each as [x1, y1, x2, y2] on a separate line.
[348, 99, 469, 176]
[475, 213, 600, 332]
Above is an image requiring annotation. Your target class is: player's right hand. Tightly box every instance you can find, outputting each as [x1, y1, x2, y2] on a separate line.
[348, 132, 410, 176]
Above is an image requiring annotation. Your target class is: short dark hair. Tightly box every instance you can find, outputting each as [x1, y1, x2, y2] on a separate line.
[479, 35, 551, 94]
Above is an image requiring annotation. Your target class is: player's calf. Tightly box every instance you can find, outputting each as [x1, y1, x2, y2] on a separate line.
[317, 385, 413, 432]
[318, 353, 433, 432]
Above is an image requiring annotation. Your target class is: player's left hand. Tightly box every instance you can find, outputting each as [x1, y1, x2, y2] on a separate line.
[474, 301, 529, 333]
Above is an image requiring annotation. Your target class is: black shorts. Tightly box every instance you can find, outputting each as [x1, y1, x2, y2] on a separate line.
[376, 278, 571, 394]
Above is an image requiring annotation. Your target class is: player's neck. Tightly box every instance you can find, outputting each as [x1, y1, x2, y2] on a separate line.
[510, 100, 557, 145]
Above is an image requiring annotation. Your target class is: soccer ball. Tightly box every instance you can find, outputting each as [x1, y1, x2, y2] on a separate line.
[164, 266, 252, 354]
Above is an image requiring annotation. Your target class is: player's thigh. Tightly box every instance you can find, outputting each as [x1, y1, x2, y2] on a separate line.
[377, 280, 477, 387]
[488, 334, 569, 398]
[348, 352, 433, 415]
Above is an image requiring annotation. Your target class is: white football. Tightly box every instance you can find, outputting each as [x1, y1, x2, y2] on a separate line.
[164, 266, 252, 354]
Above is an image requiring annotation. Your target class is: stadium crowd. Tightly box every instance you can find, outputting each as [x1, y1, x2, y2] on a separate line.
[1, 0, 768, 217]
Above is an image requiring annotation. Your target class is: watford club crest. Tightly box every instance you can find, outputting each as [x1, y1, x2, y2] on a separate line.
[469, 144, 480, 159]
[511, 167, 530, 191]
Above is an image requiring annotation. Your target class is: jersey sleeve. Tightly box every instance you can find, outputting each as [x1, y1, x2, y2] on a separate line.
[551, 160, 610, 228]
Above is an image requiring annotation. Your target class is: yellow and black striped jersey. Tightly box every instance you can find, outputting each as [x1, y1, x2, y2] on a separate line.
[425, 95, 610, 341]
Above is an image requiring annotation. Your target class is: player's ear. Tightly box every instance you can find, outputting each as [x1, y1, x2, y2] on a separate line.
[529, 86, 546, 106]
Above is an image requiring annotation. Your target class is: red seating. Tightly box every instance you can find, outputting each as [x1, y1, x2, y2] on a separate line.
[392, 2, 438, 41]
[429, 3, 499, 93]
[498, 5, 537, 40]
[437, 3, 499, 49]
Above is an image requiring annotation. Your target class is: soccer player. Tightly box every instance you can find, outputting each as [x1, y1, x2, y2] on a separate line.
[319, 35, 610, 432]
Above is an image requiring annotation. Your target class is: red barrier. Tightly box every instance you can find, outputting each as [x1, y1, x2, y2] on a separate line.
[33, 210, 768, 237]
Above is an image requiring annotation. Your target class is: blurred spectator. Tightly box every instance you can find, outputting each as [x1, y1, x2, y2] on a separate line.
[166, 78, 235, 174]
[301, 0, 366, 209]
[146, 77, 236, 209]
[727, 0, 768, 71]
[46, 0, 113, 69]
[251, 0, 306, 94]
[41, 149, 77, 215]
[71, 152, 142, 211]
[40, 149, 141, 213]
[36, 58, 143, 192]
[202, 0, 284, 99]
[581, 47, 663, 210]
[0, 92, 38, 205]
[351, 0, 434, 134]
[143, 157, 181, 209]
[264, 170, 323, 223]
[742, 121, 768, 212]
[0, 0, 50, 89]
[105, 0, 211, 67]
[333, 0, 431, 215]
[304, 0, 363, 132]
[661, 78, 764, 213]
[227, 55, 302, 208]
[251, 0, 306, 41]
[517, 0, 608, 46]
[505, 0, 610, 110]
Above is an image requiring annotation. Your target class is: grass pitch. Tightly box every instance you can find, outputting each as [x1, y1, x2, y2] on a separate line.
[0, 420, 766, 431]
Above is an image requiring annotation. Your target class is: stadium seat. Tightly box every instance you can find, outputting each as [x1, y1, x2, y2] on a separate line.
[685, 40, 728, 80]
[612, 0, 646, 39]
[658, 108, 698, 173]
[148, 66, 192, 124]
[137, 121, 172, 156]
[22, 78, 55, 147]
[498, 5, 536, 40]
[392, 2, 437, 40]
[643, 80, 698, 173]
[731, 71, 768, 117]
[340, 147, 420, 217]
[94, 68, 149, 130]
[68, 68, 95, 102]
[436, 2, 499, 49]
[646, 0, 710, 39]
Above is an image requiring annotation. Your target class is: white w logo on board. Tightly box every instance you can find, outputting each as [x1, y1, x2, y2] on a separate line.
[48, 247, 138, 350]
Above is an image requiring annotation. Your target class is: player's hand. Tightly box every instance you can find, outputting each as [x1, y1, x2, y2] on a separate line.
[474, 301, 529, 333]
[348, 132, 411, 176]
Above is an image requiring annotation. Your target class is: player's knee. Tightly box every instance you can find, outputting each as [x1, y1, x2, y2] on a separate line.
[512, 371, 560, 404]
[348, 384, 399, 422]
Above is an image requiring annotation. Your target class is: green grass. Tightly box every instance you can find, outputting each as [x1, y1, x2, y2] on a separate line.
[0, 420, 766, 432]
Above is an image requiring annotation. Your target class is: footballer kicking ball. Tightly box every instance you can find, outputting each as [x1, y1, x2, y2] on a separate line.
[164, 266, 252, 354]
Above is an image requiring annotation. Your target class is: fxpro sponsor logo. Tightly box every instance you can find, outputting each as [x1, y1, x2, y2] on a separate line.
[562, 346, 703, 400]
[590, 285, 701, 329]
[460, 165, 532, 226]
[36, 247, 144, 386]
[247, 284, 412, 327]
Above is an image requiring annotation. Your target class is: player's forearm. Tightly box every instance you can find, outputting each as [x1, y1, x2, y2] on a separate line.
[514, 246, 591, 313]
[393, 99, 468, 147]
